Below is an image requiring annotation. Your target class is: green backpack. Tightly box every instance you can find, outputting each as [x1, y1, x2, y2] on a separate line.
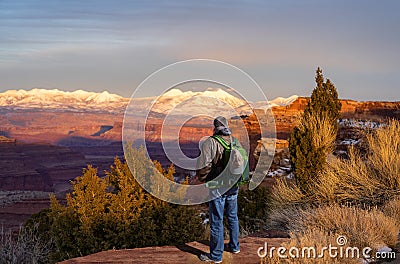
[205, 135, 250, 189]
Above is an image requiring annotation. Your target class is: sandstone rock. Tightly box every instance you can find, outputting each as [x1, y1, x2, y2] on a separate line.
[0, 141, 85, 192]
[59, 236, 289, 264]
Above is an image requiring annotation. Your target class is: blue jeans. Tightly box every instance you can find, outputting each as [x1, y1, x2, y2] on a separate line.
[208, 187, 240, 261]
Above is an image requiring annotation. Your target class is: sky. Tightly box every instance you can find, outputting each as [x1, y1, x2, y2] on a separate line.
[0, 0, 399, 101]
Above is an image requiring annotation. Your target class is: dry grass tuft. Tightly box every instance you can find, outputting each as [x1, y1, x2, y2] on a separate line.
[315, 119, 400, 205]
[314, 120, 400, 205]
[382, 197, 400, 228]
[367, 119, 400, 191]
[268, 120, 400, 262]
[273, 119, 400, 211]
[262, 228, 360, 264]
[292, 205, 399, 249]
[272, 178, 306, 207]
[263, 204, 399, 264]
[270, 178, 308, 229]
[268, 203, 306, 231]
[287, 228, 361, 264]
[314, 148, 383, 204]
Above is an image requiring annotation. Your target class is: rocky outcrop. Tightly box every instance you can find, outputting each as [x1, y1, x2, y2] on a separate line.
[0, 141, 86, 192]
[0, 110, 122, 145]
[0, 141, 86, 231]
[0, 135, 16, 144]
[264, 97, 399, 139]
[0, 196, 51, 230]
[59, 235, 289, 264]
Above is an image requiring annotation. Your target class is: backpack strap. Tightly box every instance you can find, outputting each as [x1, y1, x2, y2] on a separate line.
[211, 135, 231, 150]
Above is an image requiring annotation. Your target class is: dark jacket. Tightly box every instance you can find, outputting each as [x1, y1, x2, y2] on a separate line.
[196, 134, 232, 183]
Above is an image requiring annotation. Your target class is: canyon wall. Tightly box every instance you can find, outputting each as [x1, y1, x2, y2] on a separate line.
[0, 98, 398, 230]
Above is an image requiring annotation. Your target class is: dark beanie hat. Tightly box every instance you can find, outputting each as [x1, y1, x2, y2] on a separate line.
[214, 116, 229, 128]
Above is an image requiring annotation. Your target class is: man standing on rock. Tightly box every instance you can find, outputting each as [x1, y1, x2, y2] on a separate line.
[197, 116, 242, 263]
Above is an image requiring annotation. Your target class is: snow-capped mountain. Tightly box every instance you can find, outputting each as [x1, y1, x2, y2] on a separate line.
[0, 88, 129, 112]
[244, 95, 299, 110]
[0, 88, 298, 115]
[161, 88, 246, 108]
[269, 95, 299, 107]
[147, 88, 247, 115]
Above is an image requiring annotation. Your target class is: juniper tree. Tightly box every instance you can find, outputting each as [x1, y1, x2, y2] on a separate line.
[289, 68, 341, 194]
[66, 165, 109, 232]
[29, 148, 204, 262]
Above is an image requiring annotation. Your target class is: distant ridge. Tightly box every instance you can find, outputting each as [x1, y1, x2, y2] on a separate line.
[0, 88, 127, 105]
[0, 88, 129, 113]
[0, 88, 299, 115]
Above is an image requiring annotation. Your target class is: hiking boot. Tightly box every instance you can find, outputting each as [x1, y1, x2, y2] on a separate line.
[199, 253, 222, 263]
[225, 245, 240, 254]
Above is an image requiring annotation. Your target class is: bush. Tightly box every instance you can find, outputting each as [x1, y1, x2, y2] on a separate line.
[289, 205, 399, 249]
[0, 224, 52, 264]
[382, 197, 400, 228]
[269, 178, 308, 229]
[262, 228, 360, 264]
[27, 149, 205, 262]
[264, 204, 399, 264]
[270, 121, 400, 263]
[273, 120, 400, 213]
[289, 68, 341, 194]
[289, 113, 336, 194]
[136, 204, 204, 247]
[238, 186, 272, 234]
[314, 119, 400, 206]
